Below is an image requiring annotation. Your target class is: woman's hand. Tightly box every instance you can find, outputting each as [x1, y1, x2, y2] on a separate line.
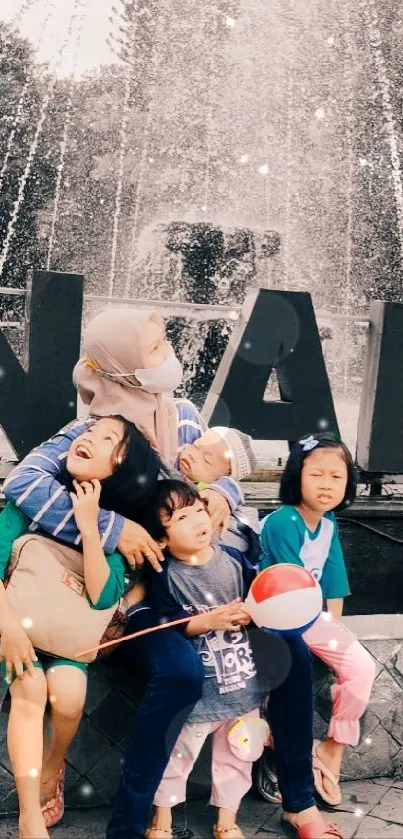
[70, 479, 101, 537]
[117, 519, 164, 573]
[200, 489, 231, 533]
[0, 621, 38, 682]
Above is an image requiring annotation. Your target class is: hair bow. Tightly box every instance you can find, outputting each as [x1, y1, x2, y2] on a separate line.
[299, 435, 319, 452]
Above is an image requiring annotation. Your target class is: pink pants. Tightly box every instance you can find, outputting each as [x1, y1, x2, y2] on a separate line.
[154, 709, 260, 813]
[303, 613, 376, 746]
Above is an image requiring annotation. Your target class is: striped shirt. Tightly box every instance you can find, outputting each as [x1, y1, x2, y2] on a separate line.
[3, 400, 243, 554]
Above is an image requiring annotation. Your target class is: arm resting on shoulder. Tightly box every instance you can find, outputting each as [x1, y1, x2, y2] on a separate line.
[3, 419, 124, 553]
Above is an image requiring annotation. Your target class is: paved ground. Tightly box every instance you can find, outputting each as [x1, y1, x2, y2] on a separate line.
[2, 777, 403, 838]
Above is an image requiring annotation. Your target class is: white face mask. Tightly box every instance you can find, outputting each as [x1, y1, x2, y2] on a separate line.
[135, 352, 183, 394]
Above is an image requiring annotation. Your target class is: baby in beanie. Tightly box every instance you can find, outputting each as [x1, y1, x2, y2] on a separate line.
[178, 426, 257, 485]
[178, 427, 261, 565]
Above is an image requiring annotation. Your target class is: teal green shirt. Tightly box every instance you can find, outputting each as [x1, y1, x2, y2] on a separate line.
[260, 506, 350, 600]
[0, 502, 128, 610]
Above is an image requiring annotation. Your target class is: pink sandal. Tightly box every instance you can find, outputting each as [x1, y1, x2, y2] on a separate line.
[41, 763, 65, 828]
[312, 740, 342, 807]
[281, 817, 344, 838]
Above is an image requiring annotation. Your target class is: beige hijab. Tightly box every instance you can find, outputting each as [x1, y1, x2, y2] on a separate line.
[73, 308, 179, 464]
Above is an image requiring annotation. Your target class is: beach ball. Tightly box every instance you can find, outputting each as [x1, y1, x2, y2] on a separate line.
[245, 565, 322, 635]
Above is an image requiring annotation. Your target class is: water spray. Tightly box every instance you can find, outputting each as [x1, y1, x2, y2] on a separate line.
[0, 0, 83, 279]
[46, 0, 88, 270]
[0, 0, 55, 196]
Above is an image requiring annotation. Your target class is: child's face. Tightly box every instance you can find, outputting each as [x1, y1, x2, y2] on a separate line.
[161, 496, 213, 560]
[179, 430, 231, 484]
[67, 417, 125, 482]
[300, 448, 348, 513]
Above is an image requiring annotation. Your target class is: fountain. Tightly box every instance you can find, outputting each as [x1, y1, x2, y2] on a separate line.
[2, 0, 403, 810]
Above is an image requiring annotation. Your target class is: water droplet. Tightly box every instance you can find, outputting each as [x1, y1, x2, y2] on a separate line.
[28, 768, 39, 778]
[239, 154, 249, 164]
[0, 367, 6, 380]
[329, 639, 338, 649]
[365, 737, 372, 745]
[318, 418, 329, 429]
[79, 782, 93, 797]
[259, 164, 269, 175]
[225, 16, 235, 28]
[354, 808, 363, 818]
[327, 36, 335, 46]
[170, 795, 178, 804]
[190, 555, 199, 564]
[315, 108, 325, 120]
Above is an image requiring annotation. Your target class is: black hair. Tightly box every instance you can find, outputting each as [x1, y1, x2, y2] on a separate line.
[97, 415, 166, 521]
[280, 431, 357, 511]
[138, 478, 205, 541]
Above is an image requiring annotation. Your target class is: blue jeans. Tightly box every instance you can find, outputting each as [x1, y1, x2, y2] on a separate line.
[107, 607, 204, 839]
[266, 635, 316, 813]
[107, 613, 314, 838]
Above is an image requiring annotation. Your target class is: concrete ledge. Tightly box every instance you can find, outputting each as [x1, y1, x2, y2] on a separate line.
[344, 614, 403, 640]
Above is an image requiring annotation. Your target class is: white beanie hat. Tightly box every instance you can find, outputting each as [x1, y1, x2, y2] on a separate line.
[211, 427, 257, 481]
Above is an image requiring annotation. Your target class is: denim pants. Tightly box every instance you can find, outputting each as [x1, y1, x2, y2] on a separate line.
[264, 633, 316, 813]
[107, 612, 315, 839]
[107, 607, 204, 839]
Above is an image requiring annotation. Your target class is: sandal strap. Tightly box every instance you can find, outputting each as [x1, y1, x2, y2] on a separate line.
[213, 826, 244, 839]
[298, 822, 343, 839]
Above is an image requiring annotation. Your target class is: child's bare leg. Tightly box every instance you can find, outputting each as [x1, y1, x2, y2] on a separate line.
[216, 807, 237, 829]
[149, 806, 173, 833]
[8, 669, 48, 838]
[41, 665, 87, 820]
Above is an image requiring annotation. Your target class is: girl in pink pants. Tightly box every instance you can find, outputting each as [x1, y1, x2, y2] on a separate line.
[260, 433, 376, 807]
[154, 709, 268, 832]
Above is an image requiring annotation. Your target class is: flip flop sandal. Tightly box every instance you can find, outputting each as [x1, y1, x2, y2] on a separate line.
[41, 763, 65, 828]
[213, 826, 244, 839]
[280, 816, 344, 838]
[312, 740, 342, 807]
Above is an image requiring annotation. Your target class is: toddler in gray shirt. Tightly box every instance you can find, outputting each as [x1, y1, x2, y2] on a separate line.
[142, 479, 269, 839]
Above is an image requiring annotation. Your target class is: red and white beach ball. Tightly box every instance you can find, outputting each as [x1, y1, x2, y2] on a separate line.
[245, 565, 322, 635]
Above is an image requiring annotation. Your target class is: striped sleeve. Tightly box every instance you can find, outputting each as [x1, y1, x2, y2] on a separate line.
[176, 398, 207, 448]
[3, 419, 124, 554]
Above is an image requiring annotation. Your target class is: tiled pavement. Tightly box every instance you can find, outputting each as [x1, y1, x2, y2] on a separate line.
[2, 778, 403, 838]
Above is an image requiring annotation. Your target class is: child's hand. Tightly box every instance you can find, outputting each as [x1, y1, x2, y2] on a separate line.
[208, 599, 250, 631]
[0, 621, 38, 682]
[200, 489, 231, 534]
[237, 603, 252, 626]
[70, 478, 101, 536]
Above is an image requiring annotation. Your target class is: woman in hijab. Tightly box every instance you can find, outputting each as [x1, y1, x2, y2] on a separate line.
[4, 308, 341, 839]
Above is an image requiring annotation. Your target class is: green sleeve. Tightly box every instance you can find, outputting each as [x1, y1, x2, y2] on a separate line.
[90, 551, 128, 610]
[321, 518, 350, 599]
[260, 509, 303, 571]
[0, 502, 31, 580]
